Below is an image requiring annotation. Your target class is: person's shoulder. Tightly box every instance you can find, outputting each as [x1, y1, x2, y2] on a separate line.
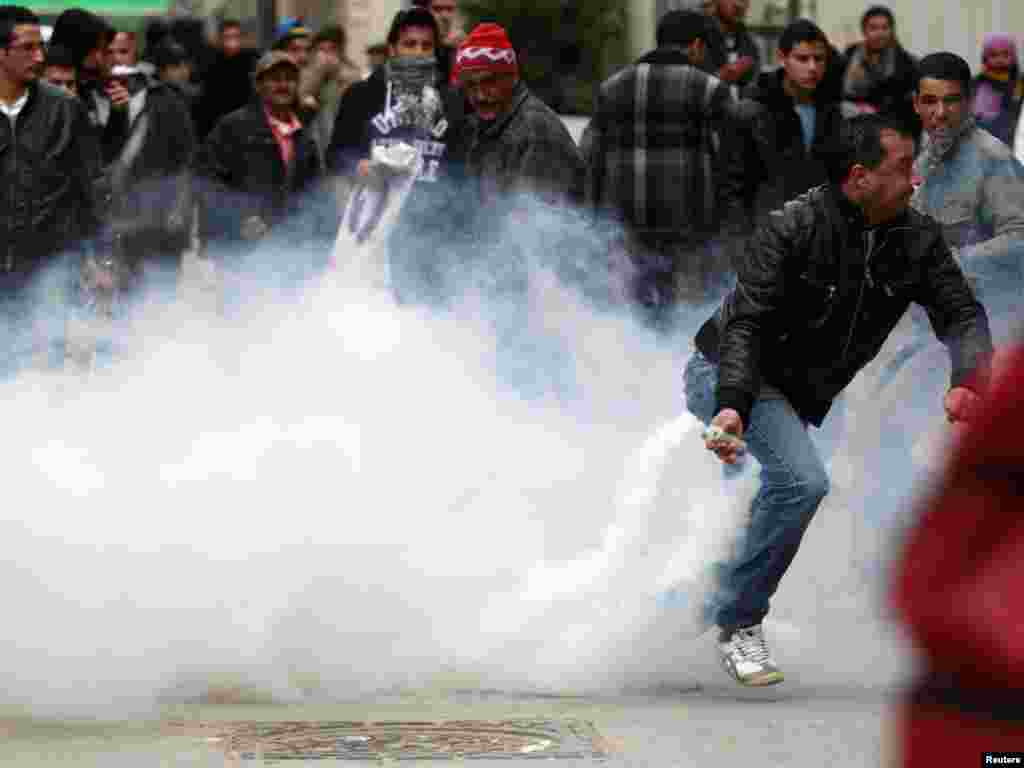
[972, 125, 1019, 163]
[211, 102, 259, 135]
[527, 96, 575, 141]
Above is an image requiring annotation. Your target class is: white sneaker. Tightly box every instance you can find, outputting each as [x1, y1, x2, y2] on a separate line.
[717, 624, 785, 686]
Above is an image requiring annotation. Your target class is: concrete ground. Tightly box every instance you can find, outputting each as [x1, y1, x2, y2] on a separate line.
[0, 681, 897, 767]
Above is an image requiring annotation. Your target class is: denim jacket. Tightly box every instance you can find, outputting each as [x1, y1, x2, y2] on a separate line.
[912, 124, 1024, 302]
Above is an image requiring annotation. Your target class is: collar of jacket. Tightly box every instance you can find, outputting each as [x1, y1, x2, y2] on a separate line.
[826, 183, 869, 231]
[636, 46, 692, 68]
[750, 68, 832, 109]
[478, 80, 529, 139]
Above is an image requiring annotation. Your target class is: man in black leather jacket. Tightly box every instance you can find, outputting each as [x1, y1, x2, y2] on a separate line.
[0, 6, 99, 374]
[682, 114, 992, 687]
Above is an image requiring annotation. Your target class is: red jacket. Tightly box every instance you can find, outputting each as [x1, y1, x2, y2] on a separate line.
[893, 345, 1024, 763]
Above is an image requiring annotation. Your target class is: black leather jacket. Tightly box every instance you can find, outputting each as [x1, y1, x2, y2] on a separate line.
[720, 69, 846, 234]
[0, 82, 98, 277]
[695, 185, 993, 427]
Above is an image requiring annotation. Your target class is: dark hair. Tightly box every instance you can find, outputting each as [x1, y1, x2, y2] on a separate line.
[219, 18, 241, 35]
[152, 37, 188, 69]
[916, 51, 971, 95]
[655, 10, 708, 49]
[50, 8, 114, 68]
[314, 23, 346, 49]
[826, 113, 913, 184]
[44, 42, 75, 68]
[778, 18, 828, 55]
[386, 8, 439, 47]
[861, 5, 894, 31]
[0, 5, 40, 47]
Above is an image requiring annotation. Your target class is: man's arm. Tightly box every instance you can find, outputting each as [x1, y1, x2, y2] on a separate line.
[325, 81, 372, 176]
[957, 153, 1024, 279]
[68, 98, 102, 242]
[918, 234, 994, 394]
[718, 102, 761, 235]
[513, 116, 583, 206]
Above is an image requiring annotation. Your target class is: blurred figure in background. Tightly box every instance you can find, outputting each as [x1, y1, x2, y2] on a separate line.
[972, 33, 1023, 145]
[194, 18, 256, 140]
[152, 37, 200, 130]
[0, 5, 99, 374]
[50, 7, 115, 96]
[108, 30, 137, 68]
[61, 7, 196, 298]
[703, 0, 759, 95]
[427, 0, 462, 80]
[196, 52, 325, 300]
[366, 42, 388, 73]
[839, 5, 918, 128]
[273, 19, 312, 71]
[299, 23, 360, 163]
[893, 339, 1024, 766]
[42, 43, 78, 97]
[720, 20, 843, 235]
[582, 10, 736, 324]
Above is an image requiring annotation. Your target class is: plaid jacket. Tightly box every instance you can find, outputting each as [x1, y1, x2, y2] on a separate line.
[465, 82, 582, 207]
[581, 47, 733, 241]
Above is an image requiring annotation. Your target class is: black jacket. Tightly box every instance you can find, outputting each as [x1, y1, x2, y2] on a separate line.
[720, 69, 845, 234]
[194, 49, 258, 140]
[88, 79, 196, 267]
[195, 101, 324, 247]
[0, 82, 99, 278]
[695, 185, 993, 427]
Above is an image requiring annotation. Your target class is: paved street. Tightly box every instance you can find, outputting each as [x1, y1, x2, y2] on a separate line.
[0, 680, 896, 767]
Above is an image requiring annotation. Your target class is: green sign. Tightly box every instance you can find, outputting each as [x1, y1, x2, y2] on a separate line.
[34, 0, 168, 16]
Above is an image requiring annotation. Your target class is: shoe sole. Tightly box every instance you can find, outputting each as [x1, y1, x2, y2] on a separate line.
[719, 656, 785, 687]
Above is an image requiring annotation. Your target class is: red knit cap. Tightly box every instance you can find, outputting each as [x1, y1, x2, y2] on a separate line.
[454, 23, 519, 81]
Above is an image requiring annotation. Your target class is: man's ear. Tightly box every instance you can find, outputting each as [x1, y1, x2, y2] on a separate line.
[847, 164, 868, 193]
[775, 48, 785, 65]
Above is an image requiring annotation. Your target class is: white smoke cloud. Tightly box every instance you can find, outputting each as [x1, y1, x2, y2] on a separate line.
[0, 196, 935, 720]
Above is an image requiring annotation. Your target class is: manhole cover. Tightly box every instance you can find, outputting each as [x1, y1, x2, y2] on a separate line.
[172, 719, 610, 762]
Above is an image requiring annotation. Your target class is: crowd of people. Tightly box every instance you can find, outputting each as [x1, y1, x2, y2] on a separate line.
[1, 0, 1022, 730]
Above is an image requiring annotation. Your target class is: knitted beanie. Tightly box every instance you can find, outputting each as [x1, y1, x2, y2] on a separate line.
[453, 23, 518, 81]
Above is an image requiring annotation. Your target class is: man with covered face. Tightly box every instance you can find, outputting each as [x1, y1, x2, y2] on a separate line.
[326, 7, 466, 304]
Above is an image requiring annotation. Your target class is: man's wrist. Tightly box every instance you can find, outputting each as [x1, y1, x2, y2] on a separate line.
[716, 385, 754, 429]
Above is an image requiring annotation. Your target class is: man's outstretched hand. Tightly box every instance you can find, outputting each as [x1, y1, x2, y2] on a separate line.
[944, 386, 981, 424]
[704, 408, 746, 464]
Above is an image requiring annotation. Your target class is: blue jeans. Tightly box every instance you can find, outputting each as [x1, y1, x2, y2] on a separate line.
[683, 351, 830, 632]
